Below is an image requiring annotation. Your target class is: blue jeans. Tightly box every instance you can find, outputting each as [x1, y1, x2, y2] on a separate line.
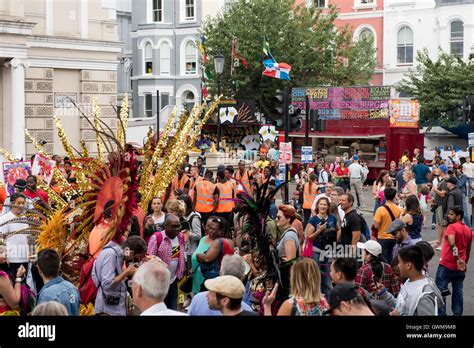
[164, 278, 178, 310]
[461, 195, 471, 227]
[378, 239, 396, 264]
[269, 202, 278, 219]
[435, 264, 465, 316]
[468, 177, 472, 196]
[312, 250, 332, 298]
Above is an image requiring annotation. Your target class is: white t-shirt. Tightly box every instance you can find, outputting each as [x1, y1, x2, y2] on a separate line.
[462, 162, 474, 178]
[168, 236, 180, 284]
[153, 214, 166, 230]
[0, 211, 30, 263]
[348, 163, 363, 179]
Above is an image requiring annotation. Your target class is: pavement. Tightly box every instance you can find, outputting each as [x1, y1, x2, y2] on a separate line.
[281, 183, 474, 315]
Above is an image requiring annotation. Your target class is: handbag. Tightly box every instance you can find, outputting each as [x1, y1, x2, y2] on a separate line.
[302, 238, 313, 258]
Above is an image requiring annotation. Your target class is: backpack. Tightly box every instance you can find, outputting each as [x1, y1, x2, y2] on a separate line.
[358, 213, 370, 241]
[79, 245, 117, 304]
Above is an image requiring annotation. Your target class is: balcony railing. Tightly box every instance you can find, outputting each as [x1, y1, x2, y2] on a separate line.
[436, 0, 474, 6]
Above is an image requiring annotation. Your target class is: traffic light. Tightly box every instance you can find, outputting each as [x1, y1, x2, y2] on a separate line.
[290, 108, 303, 131]
[272, 90, 285, 129]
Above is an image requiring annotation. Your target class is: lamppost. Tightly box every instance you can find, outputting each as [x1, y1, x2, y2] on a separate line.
[214, 51, 225, 151]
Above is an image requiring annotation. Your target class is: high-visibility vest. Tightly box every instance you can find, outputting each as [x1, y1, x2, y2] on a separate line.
[171, 174, 189, 198]
[189, 176, 202, 201]
[303, 182, 318, 209]
[195, 180, 215, 213]
[216, 181, 234, 213]
[234, 170, 252, 194]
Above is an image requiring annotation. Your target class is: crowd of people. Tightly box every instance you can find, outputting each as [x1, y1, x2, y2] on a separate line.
[0, 146, 471, 317]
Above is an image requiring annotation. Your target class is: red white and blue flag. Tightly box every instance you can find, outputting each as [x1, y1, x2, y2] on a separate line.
[262, 59, 291, 81]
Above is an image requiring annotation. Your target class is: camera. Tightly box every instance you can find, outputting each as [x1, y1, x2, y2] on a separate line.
[104, 295, 121, 305]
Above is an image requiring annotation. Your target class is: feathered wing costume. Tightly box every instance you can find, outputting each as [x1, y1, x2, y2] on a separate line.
[234, 179, 286, 287]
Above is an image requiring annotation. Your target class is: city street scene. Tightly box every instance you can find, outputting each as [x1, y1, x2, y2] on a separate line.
[0, 0, 473, 332]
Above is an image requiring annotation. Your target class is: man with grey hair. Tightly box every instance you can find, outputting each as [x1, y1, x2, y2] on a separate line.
[131, 260, 187, 315]
[188, 254, 253, 315]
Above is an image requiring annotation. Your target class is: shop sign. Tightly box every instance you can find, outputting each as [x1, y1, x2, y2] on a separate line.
[389, 100, 419, 128]
[278, 164, 286, 182]
[291, 86, 390, 120]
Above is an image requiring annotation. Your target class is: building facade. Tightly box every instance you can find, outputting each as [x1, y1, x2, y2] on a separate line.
[0, 0, 121, 159]
[295, 0, 385, 86]
[384, 0, 474, 95]
[117, 0, 133, 115]
[131, 0, 202, 123]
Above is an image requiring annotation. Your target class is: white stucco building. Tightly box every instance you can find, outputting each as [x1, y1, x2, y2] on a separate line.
[0, 0, 121, 159]
[384, 0, 474, 94]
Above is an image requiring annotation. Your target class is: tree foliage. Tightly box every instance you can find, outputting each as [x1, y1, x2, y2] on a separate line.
[200, 0, 376, 103]
[397, 49, 474, 126]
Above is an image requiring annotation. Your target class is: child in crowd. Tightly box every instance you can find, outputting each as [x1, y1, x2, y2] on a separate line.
[418, 185, 431, 228]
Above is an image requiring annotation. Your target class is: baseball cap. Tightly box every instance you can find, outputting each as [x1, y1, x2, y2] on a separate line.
[445, 176, 458, 185]
[387, 219, 407, 235]
[439, 164, 448, 174]
[326, 283, 364, 314]
[356, 240, 382, 257]
[204, 275, 245, 299]
[14, 179, 27, 189]
[353, 155, 359, 161]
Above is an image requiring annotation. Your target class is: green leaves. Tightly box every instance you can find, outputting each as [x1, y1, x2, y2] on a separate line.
[398, 49, 474, 127]
[201, 0, 376, 101]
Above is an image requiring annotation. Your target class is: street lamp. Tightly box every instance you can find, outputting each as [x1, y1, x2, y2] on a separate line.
[214, 51, 224, 151]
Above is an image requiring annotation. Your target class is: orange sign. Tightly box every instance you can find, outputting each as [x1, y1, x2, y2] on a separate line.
[389, 100, 419, 128]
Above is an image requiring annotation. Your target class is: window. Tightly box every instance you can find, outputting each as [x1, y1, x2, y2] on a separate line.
[355, 0, 376, 7]
[153, 0, 163, 22]
[397, 26, 413, 65]
[307, 0, 326, 7]
[144, 43, 153, 74]
[160, 42, 170, 75]
[161, 93, 170, 108]
[184, 91, 195, 111]
[450, 20, 463, 58]
[185, 0, 195, 20]
[185, 42, 197, 75]
[145, 94, 153, 117]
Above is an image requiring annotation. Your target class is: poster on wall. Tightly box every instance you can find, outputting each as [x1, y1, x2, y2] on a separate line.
[31, 153, 56, 186]
[2, 161, 31, 196]
[291, 86, 391, 120]
[389, 100, 419, 128]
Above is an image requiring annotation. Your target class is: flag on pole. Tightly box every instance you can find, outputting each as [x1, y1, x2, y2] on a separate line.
[199, 33, 208, 64]
[262, 35, 275, 62]
[262, 59, 291, 81]
[231, 37, 248, 76]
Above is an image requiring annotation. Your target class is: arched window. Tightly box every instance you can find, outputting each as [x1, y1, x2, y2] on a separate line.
[184, 90, 195, 111]
[144, 43, 153, 74]
[450, 20, 463, 58]
[160, 42, 170, 75]
[185, 42, 197, 75]
[397, 26, 413, 64]
[359, 28, 374, 42]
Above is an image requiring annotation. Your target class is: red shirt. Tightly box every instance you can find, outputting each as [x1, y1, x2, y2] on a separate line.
[24, 188, 49, 204]
[335, 167, 349, 176]
[440, 221, 472, 271]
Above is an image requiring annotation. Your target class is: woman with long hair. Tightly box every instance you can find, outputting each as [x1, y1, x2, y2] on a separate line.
[0, 242, 27, 316]
[355, 240, 400, 296]
[372, 170, 390, 213]
[401, 194, 424, 243]
[304, 197, 340, 297]
[143, 196, 167, 244]
[196, 216, 234, 287]
[302, 173, 319, 226]
[263, 258, 329, 316]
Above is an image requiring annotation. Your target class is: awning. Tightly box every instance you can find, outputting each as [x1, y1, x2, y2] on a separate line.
[288, 134, 386, 139]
